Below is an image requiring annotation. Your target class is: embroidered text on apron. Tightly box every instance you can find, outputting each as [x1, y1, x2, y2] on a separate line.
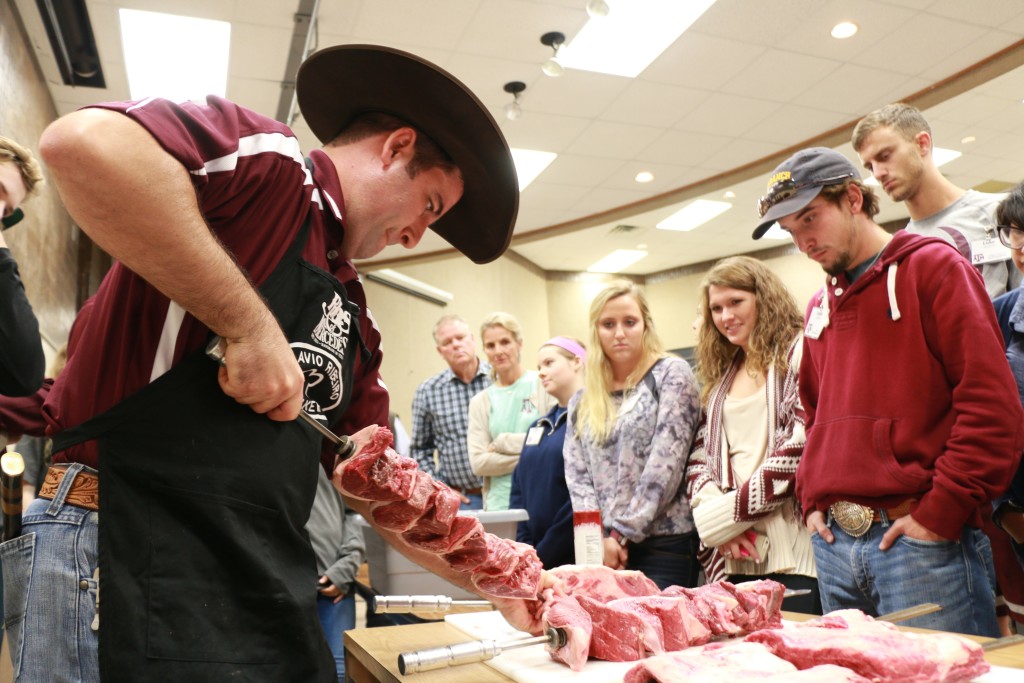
[53, 210, 368, 682]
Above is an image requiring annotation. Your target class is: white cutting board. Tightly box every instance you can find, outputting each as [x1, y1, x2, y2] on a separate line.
[444, 612, 1020, 683]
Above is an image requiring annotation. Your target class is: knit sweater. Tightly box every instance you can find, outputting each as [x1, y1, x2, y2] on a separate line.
[686, 336, 814, 581]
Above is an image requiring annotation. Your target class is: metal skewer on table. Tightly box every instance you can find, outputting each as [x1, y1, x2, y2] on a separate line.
[398, 626, 567, 675]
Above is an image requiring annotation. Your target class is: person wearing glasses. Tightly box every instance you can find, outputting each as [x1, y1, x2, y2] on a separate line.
[853, 103, 1018, 300]
[752, 146, 1021, 637]
[991, 186, 1024, 571]
[0, 135, 45, 397]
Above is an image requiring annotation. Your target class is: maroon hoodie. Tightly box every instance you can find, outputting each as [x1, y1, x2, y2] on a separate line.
[797, 231, 1024, 539]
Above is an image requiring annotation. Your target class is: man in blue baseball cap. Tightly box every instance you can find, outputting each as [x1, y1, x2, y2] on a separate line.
[754, 146, 1021, 637]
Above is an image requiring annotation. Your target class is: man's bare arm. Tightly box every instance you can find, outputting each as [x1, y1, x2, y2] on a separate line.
[39, 109, 302, 419]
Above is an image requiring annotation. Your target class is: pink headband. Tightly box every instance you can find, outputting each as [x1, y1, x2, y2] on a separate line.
[542, 336, 587, 363]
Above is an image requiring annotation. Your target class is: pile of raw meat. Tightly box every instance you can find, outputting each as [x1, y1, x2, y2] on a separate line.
[540, 566, 787, 671]
[335, 427, 542, 599]
[625, 610, 989, 683]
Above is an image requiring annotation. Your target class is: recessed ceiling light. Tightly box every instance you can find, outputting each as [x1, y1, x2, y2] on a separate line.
[635, 171, 654, 183]
[636, 243, 648, 250]
[961, 135, 976, 144]
[723, 191, 736, 199]
[510, 149, 557, 191]
[120, 9, 230, 102]
[831, 22, 858, 39]
[587, 249, 648, 274]
[656, 199, 732, 232]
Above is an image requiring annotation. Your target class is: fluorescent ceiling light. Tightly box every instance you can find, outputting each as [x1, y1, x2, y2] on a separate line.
[510, 149, 557, 191]
[587, 249, 648, 273]
[366, 269, 454, 306]
[559, 0, 717, 78]
[864, 146, 962, 186]
[760, 223, 792, 241]
[656, 199, 732, 231]
[120, 9, 230, 102]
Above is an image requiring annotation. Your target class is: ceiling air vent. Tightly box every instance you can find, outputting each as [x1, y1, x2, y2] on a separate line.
[610, 224, 641, 234]
[36, 0, 106, 88]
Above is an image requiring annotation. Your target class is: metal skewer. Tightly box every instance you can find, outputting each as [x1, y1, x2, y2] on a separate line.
[876, 603, 942, 624]
[374, 595, 493, 614]
[398, 627, 567, 675]
[205, 336, 354, 458]
[981, 633, 1024, 652]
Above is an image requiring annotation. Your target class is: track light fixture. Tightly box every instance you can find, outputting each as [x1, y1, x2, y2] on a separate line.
[503, 81, 526, 120]
[540, 31, 566, 77]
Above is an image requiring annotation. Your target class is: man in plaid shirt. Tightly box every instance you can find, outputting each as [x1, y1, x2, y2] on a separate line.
[411, 315, 490, 509]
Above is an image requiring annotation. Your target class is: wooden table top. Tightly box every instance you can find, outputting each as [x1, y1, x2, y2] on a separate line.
[343, 613, 1024, 683]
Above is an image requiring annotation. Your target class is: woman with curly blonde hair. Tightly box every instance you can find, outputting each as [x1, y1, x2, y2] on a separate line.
[565, 280, 702, 589]
[686, 256, 820, 613]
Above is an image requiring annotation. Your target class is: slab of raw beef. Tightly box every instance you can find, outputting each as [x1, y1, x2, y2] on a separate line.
[416, 482, 461, 535]
[473, 545, 543, 599]
[540, 591, 592, 672]
[745, 609, 990, 683]
[406, 514, 483, 555]
[369, 471, 436, 531]
[549, 565, 660, 601]
[336, 429, 418, 501]
[612, 595, 712, 649]
[731, 579, 786, 630]
[575, 595, 653, 661]
[622, 641, 797, 683]
[661, 584, 746, 636]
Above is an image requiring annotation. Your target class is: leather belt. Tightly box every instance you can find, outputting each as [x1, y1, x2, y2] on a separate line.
[829, 499, 915, 537]
[38, 465, 99, 512]
[448, 484, 482, 495]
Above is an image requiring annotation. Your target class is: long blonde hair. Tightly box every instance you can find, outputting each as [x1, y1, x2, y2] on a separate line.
[695, 257, 803, 405]
[576, 281, 668, 443]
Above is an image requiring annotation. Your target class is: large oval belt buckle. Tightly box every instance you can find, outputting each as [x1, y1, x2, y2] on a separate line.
[829, 501, 873, 537]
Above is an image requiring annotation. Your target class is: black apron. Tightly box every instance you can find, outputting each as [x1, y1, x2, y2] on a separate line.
[53, 206, 367, 682]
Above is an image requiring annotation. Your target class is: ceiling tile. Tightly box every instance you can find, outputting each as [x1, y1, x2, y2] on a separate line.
[743, 104, 850, 146]
[719, 49, 841, 103]
[793, 62, 912, 114]
[636, 129, 732, 167]
[602, 81, 711, 129]
[674, 93, 784, 137]
[538, 154, 624, 187]
[565, 121, 664, 161]
[856, 14, 988, 76]
[641, 31, 766, 91]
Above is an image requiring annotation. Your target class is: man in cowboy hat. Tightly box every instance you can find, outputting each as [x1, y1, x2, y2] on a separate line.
[6, 45, 518, 682]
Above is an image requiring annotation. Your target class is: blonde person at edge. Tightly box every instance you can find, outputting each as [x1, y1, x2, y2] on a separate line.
[686, 256, 821, 615]
[468, 313, 554, 510]
[564, 281, 702, 590]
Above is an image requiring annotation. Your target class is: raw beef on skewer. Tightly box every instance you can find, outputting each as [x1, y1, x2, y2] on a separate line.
[335, 427, 544, 600]
[548, 564, 660, 600]
[540, 591, 592, 672]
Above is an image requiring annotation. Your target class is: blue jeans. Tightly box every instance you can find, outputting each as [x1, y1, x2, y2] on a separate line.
[627, 532, 700, 591]
[317, 591, 356, 683]
[811, 516, 999, 637]
[0, 464, 100, 683]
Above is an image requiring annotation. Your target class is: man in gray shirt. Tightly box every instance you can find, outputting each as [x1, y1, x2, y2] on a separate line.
[853, 102, 1019, 299]
[410, 315, 490, 508]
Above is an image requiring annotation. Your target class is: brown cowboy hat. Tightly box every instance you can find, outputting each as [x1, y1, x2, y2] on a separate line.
[296, 44, 518, 264]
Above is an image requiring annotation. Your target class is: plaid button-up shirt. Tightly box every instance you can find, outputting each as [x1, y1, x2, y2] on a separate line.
[411, 360, 490, 490]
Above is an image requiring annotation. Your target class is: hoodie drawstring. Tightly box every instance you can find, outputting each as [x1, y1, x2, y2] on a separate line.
[887, 262, 902, 321]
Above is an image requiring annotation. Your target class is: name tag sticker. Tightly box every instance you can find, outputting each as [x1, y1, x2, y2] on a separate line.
[971, 237, 1010, 265]
[805, 305, 829, 340]
[525, 426, 544, 446]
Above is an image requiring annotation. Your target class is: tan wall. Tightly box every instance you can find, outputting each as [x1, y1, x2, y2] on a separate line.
[365, 254, 551, 423]
[1, 0, 78, 366]
[369, 247, 825, 427]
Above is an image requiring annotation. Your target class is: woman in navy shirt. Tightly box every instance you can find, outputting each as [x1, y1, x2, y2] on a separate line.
[509, 337, 586, 568]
